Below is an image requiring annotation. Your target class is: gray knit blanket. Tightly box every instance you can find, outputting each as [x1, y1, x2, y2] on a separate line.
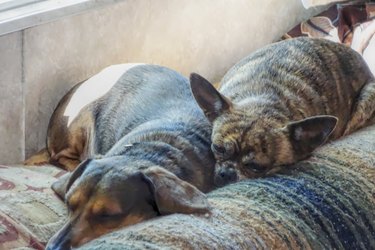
[79, 125, 375, 249]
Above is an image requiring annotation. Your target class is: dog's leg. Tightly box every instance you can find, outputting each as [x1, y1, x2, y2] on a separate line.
[57, 157, 81, 172]
[344, 81, 375, 136]
[23, 148, 50, 166]
[51, 148, 81, 171]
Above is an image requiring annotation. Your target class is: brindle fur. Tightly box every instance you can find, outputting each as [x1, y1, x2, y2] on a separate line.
[190, 37, 375, 186]
[34, 64, 215, 249]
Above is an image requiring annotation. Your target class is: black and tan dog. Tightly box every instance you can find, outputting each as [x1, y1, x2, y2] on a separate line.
[190, 37, 375, 186]
[31, 64, 215, 249]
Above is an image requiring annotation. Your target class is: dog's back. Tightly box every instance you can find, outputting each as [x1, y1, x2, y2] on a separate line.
[94, 65, 215, 191]
[93, 65, 208, 154]
[190, 37, 375, 184]
[44, 64, 214, 191]
[219, 38, 374, 138]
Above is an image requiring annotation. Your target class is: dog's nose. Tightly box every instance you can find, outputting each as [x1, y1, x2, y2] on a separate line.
[45, 243, 71, 250]
[214, 167, 238, 187]
[45, 219, 73, 250]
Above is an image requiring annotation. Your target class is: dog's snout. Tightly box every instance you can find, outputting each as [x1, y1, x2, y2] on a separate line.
[45, 219, 74, 250]
[45, 243, 71, 250]
[45, 232, 72, 250]
[214, 166, 238, 187]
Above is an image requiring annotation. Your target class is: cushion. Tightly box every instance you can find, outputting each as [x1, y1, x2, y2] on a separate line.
[0, 165, 66, 249]
[283, 2, 375, 75]
[284, 2, 375, 43]
[79, 125, 375, 249]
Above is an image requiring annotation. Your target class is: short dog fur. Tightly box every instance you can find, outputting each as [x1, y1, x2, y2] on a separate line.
[190, 37, 375, 186]
[37, 64, 215, 249]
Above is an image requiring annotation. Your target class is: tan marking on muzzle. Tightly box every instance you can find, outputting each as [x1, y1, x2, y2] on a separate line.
[70, 213, 147, 247]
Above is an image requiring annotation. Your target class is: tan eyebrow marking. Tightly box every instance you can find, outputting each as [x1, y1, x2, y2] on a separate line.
[68, 190, 83, 210]
[91, 197, 122, 215]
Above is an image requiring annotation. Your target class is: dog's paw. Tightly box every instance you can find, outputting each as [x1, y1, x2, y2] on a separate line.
[23, 148, 50, 166]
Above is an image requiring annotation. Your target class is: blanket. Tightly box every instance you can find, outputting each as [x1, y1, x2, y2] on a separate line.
[283, 1, 375, 74]
[78, 125, 375, 249]
[1, 118, 374, 250]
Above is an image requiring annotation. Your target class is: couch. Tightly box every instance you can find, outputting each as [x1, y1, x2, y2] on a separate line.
[1, 1, 375, 249]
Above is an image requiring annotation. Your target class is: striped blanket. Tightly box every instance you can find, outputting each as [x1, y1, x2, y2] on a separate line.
[80, 123, 375, 249]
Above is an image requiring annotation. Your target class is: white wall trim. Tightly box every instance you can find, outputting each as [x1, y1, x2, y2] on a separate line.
[0, 0, 125, 36]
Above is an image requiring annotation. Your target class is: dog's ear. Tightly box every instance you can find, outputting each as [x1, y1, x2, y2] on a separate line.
[190, 73, 232, 122]
[142, 166, 210, 215]
[51, 159, 91, 200]
[286, 115, 338, 157]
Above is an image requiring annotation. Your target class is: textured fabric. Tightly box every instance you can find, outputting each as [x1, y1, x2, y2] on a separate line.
[301, 0, 348, 9]
[283, 2, 375, 44]
[2, 127, 375, 249]
[80, 125, 375, 250]
[0, 165, 66, 249]
[283, 2, 375, 75]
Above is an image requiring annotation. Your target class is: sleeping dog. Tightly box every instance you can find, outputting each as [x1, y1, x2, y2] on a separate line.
[190, 37, 375, 186]
[39, 64, 215, 249]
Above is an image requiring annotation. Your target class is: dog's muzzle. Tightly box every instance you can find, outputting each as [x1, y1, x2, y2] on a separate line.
[214, 162, 239, 187]
[45, 219, 73, 250]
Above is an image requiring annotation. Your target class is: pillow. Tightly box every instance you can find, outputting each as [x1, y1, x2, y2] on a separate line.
[301, 0, 350, 8]
[0, 165, 66, 249]
[284, 2, 375, 74]
[363, 31, 375, 74]
[284, 2, 375, 43]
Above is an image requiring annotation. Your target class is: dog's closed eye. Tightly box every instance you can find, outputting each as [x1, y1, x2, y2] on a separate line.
[211, 141, 238, 160]
[92, 211, 124, 222]
[243, 162, 267, 174]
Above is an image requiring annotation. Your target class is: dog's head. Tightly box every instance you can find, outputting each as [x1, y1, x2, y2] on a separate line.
[190, 73, 337, 186]
[46, 158, 210, 249]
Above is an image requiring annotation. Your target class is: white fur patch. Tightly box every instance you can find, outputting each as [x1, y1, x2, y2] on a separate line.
[214, 99, 223, 112]
[64, 64, 144, 126]
[294, 127, 303, 141]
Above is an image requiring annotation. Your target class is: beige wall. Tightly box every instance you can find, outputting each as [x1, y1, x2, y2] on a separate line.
[0, 32, 23, 163]
[0, 0, 323, 163]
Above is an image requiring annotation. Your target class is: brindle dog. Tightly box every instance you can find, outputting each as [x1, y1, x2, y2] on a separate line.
[31, 64, 215, 249]
[190, 37, 375, 186]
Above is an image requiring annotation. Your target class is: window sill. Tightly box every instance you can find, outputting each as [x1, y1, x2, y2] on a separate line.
[0, 0, 125, 36]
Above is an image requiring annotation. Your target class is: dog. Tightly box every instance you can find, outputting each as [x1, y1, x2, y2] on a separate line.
[36, 64, 215, 249]
[190, 37, 375, 187]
